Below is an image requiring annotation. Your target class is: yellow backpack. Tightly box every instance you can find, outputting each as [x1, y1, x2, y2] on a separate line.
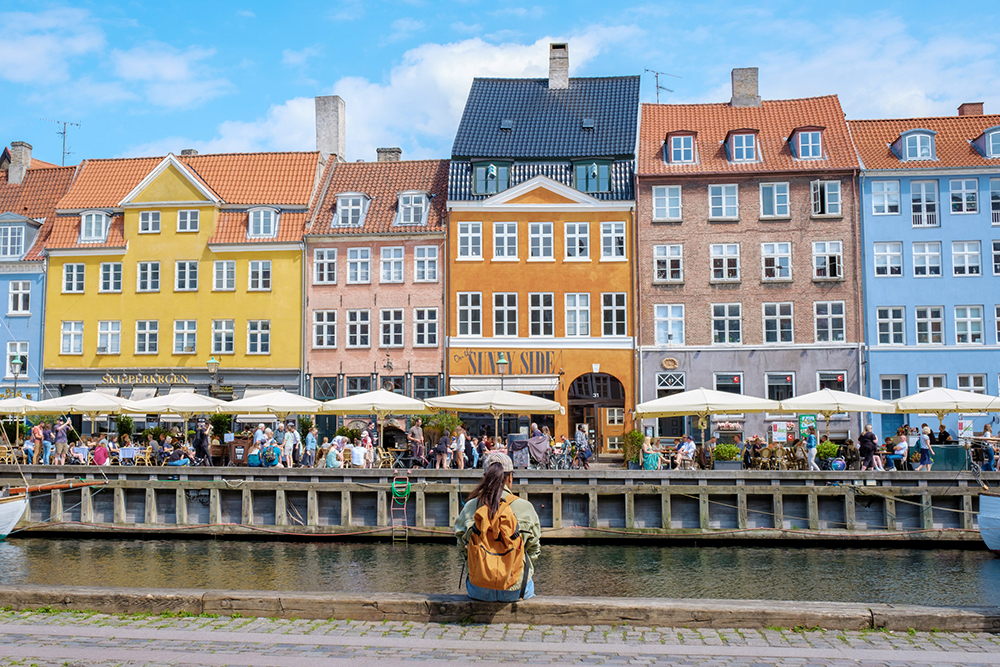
[468, 493, 528, 595]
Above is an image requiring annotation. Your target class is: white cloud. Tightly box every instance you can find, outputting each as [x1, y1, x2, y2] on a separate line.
[236, 10, 256, 18]
[0, 8, 104, 84]
[282, 45, 322, 66]
[450, 21, 482, 34]
[111, 43, 232, 109]
[382, 18, 427, 44]
[490, 6, 545, 19]
[327, 0, 365, 21]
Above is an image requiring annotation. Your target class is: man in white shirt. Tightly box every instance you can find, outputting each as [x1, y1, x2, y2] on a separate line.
[675, 435, 696, 468]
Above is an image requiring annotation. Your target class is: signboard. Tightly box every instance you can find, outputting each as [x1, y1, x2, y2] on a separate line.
[0, 388, 33, 399]
[101, 372, 190, 385]
[798, 414, 816, 437]
[958, 420, 974, 441]
[770, 421, 796, 443]
[452, 348, 562, 376]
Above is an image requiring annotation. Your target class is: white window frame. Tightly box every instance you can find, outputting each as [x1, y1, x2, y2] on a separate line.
[564, 222, 590, 260]
[346, 310, 370, 348]
[731, 133, 756, 162]
[711, 303, 741, 345]
[174, 260, 199, 292]
[173, 320, 197, 354]
[797, 131, 822, 159]
[5, 341, 28, 378]
[414, 245, 438, 282]
[137, 261, 160, 292]
[414, 308, 438, 347]
[96, 320, 120, 355]
[952, 241, 981, 276]
[760, 182, 789, 218]
[135, 320, 158, 355]
[60, 321, 83, 355]
[763, 302, 794, 344]
[761, 242, 791, 281]
[313, 249, 337, 285]
[380, 309, 404, 348]
[651, 185, 682, 221]
[913, 242, 941, 278]
[380, 246, 404, 283]
[653, 244, 683, 283]
[876, 306, 906, 345]
[493, 222, 518, 260]
[654, 304, 684, 346]
[991, 178, 1000, 225]
[872, 180, 901, 215]
[248, 208, 277, 238]
[346, 248, 371, 284]
[457, 222, 482, 260]
[0, 226, 25, 257]
[957, 374, 986, 394]
[911, 180, 939, 227]
[99, 262, 122, 293]
[63, 264, 85, 293]
[917, 375, 946, 392]
[880, 375, 905, 401]
[139, 210, 160, 234]
[954, 305, 983, 345]
[565, 293, 590, 337]
[528, 292, 554, 337]
[177, 209, 200, 233]
[811, 180, 842, 216]
[874, 242, 903, 277]
[333, 194, 367, 227]
[670, 135, 694, 163]
[713, 372, 741, 396]
[990, 132, 1000, 159]
[247, 319, 271, 355]
[80, 211, 109, 242]
[812, 241, 843, 280]
[456, 292, 482, 337]
[8, 281, 30, 315]
[915, 306, 944, 345]
[493, 292, 518, 337]
[214, 260, 236, 291]
[313, 310, 337, 349]
[950, 179, 978, 214]
[994, 240, 1000, 276]
[528, 222, 554, 260]
[765, 372, 797, 402]
[396, 192, 427, 226]
[814, 301, 845, 343]
[601, 292, 627, 337]
[905, 133, 934, 160]
[710, 243, 740, 282]
[248, 260, 272, 291]
[600, 221, 626, 260]
[212, 319, 235, 355]
[709, 184, 739, 219]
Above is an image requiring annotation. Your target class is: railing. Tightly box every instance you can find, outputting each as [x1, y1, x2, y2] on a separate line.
[992, 208, 1000, 225]
[912, 212, 937, 227]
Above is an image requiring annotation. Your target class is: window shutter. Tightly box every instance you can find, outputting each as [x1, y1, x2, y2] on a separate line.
[811, 180, 821, 215]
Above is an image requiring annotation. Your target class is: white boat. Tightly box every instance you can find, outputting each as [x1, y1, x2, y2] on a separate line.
[982, 492, 1000, 556]
[0, 493, 28, 540]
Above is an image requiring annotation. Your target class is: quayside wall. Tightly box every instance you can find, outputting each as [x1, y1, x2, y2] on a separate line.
[2, 466, 995, 543]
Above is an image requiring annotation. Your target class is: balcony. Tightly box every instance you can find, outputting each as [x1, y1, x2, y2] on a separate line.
[992, 208, 1000, 225]
[912, 212, 937, 227]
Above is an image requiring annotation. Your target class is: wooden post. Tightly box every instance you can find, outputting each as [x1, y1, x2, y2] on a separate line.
[341, 489, 351, 526]
[807, 490, 819, 530]
[962, 494, 973, 530]
[921, 493, 933, 530]
[145, 487, 156, 525]
[773, 492, 784, 531]
[448, 490, 459, 527]
[113, 487, 125, 524]
[661, 490, 671, 530]
[176, 488, 188, 526]
[50, 489, 63, 523]
[275, 489, 288, 526]
[80, 487, 93, 523]
[588, 489, 598, 529]
[699, 492, 709, 530]
[415, 489, 426, 528]
[307, 490, 319, 526]
[736, 490, 748, 530]
[844, 487, 856, 531]
[241, 487, 253, 525]
[884, 496, 897, 531]
[552, 491, 562, 530]
[209, 488, 221, 525]
[377, 490, 388, 527]
[624, 489, 635, 529]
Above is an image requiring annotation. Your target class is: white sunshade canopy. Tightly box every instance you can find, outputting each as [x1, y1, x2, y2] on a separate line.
[219, 390, 324, 419]
[635, 387, 780, 419]
[0, 397, 41, 415]
[29, 390, 138, 416]
[124, 392, 225, 418]
[893, 387, 1000, 419]
[425, 389, 564, 417]
[779, 389, 896, 416]
[323, 389, 429, 417]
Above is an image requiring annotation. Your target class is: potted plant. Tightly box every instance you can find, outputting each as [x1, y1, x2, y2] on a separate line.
[622, 429, 644, 469]
[816, 439, 839, 467]
[713, 443, 743, 470]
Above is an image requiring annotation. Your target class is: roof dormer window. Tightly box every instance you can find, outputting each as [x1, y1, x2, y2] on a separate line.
[797, 131, 822, 159]
[731, 133, 756, 162]
[990, 130, 1000, 158]
[248, 208, 278, 239]
[574, 160, 611, 193]
[332, 193, 369, 227]
[473, 163, 510, 195]
[905, 133, 934, 160]
[80, 211, 109, 243]
[0, 226, 24, 258]
[669, 134, 695, 163]
[395, 192, 429, 226]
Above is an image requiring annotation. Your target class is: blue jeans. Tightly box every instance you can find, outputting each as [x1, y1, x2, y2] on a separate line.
[466, 578, 534, 602]
[167, 459, 190, 466]
[42, 441, 53, 465]
[885, 454, 903, 470]
[472, 449, 480, 468]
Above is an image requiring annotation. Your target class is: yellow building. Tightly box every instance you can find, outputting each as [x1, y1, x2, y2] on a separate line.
[43, 151, 319, 400]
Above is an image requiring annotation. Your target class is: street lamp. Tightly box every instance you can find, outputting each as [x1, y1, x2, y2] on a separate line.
[10, 354, 24, 397]
[496, 352, 509, 440]
[206, 356, 221, 396]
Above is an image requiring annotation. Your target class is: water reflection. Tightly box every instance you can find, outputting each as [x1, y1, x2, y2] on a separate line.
[0, 538, 996, 607]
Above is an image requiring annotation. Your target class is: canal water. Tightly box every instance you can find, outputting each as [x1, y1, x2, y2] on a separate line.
[1, 539, 997, 607]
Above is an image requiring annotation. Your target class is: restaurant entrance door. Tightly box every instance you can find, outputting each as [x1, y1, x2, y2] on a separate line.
[567, 373, 626, 454]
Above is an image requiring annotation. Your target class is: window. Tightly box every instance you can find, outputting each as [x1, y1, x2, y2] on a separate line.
[731, 133, 755, 162]
[995, 240, 1000, 275]
[952, 241, 981, 276]
[248, 260, 272, 290]
[137, 262, 159, 292]
[911, 181, 939, 227]
[397, 193, 427, 225]
[98, 263, 122, 293]
[798, 131, 822, 159]
[710, 243, 740, 281]
[766, 373, 795, 401]
[493, 293, 518, 337]
[905, 133, 933, 160]
[493, 222, 518, 259]
[347, 248, 372, 285]
[715, 373, 742, 395]
[872, 181, 900, 215]
[212, 319, 235, 354]
[211, 260, 235, 291]
[565, 293, 590, 336]
[414, 308, 438, 347]
[711, 303, 741, 344]
[658, 372, 686, 395]
[601, 293, 627, 337]
[709, 184, 738, 219]
[529, 222, 553, 259]
[346, 310, 370, 348]
[812, 241, 843, 279]
[380, 246, 404, 283]
[0, 226, 24, 257]
[313, 310, 336, 348]
[606, 407, 625, 425]
[413, 376, 440, 400]
[915, 306, 944, 345]
[474, 163, 509, 195]
[575, 161, 610, 193]
[950, 179, 978, 213]
[601, 221, 626, 259]
[414, 246, 438, 281]
[6, 341, 27, 377]
[670, 135, 694, 163]
[992, 178, 1000, 225]
[877, 307, 905, 345]
[654, 244, 683, 283]
[313, 249, 337, 284]
[457, 293, 482, 336]
[529, 293, 554, 336]
[80, 211, 108, 242]
[173, 320, 197, 353]
[458, 222, 482, 259]
[63, 264, 84, 293]
[652, 186, 682, 221]
[96, 320, 120, 354]
[811, 180, 842, 216]
[60, 321, 83, 355]
[991, 132, 1000, 158]
[955, 305, 983, 344]
[655, 304, 684, 345]
[761, 242, 791, 280]
[760, 183, 789, 217]
[874, 242, 902, 276]
[565, 222, 590, 259]
[814, 301, 845, 342]
[139, 210, 160, 233]
[380, 309, 404, 347]
[175, 261, 198, 291]
[334, 195, 365, 227]
[880, 376, 904, 401]
[958, 374, 986, 394]
[763, 302, 793, 343]
[913, 242, 941, 277]
[997, 305, 1000, 342]
[247, 320, 270, 354]
[818, 371, 846, 392]
[346, 377, 371, 396]
[135, 320, 158, 354]
[8, 281, 29, 314]
[177, 210, 199, 232]
[918, 375, 945, 392]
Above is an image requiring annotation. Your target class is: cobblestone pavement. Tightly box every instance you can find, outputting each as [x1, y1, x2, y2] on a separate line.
[0, 610, 998, 666]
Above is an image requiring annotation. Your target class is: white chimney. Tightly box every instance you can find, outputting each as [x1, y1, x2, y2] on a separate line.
[549, 43, 569, 90]
[315, 95, 346, 163]
[8, 141, 32, 185]
[730, 67, 761, 108]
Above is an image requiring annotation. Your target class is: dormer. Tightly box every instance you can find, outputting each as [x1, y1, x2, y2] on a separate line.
[972, 125, 1000, 159]
[0, 212, 40, 261]
[472, 162, 511, 195]
[573, 160, 611, 193]
[664, 130, 697, 164]
[247, 207, 279, 239]
[724, 128, 760, 163]
[331, 192, 370, 227]
[891, 129, 936, 161]
[80, 210, 110, 243]
[393, 191, 430, 226]
[788, 126, 825, 160]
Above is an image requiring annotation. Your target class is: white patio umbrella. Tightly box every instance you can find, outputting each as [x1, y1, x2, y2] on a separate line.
[635, 387, 780, 442]
[323, 389, 430, 453]
[0, 396, 40, 452]
[425, 389, 563, 441]
[218, 390, 324, 421]
[893, 388, 1000, 422]
[29, 391, 139, 440]
[123, 393, 226, 445]
[779, 389, 896, 439]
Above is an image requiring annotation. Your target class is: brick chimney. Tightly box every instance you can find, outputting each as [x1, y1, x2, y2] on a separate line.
[377, 147, 402, 162]
[7, 141, 32, 185]
[315, 95, 346, 163]
[730, 67, 761, 108]
[958, 102, 984, 117]
[180, 148, 198, 156]
[549, 43, 569, 90]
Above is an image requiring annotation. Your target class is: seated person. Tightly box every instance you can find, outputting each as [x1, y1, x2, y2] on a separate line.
[885, 437, 909, 471]
[326, 446, 343, 469]
[69, 438, 89, 465]
[93, 439, 110, 466]
[674, 436, 696, 468]
[351, 442, 367, 468]
[246, 441, 262, 467]
[937, 424, 953, 444]
[261, 440, 282, 467]
[166, 446, 194, 466]
[641, 436, 661, 470]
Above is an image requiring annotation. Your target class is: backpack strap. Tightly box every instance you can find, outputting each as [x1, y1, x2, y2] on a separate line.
[504, 494, 530, 600]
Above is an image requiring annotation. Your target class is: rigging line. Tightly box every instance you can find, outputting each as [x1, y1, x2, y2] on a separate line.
[9, 483, 108, 535]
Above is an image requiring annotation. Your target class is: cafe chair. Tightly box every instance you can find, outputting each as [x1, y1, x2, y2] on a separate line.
[0, 444, 14, 464]
[758, 448, 772, 471]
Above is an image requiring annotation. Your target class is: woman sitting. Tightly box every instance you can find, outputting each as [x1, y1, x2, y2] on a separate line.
[326, 446, 343, 469]
[92, 438, 110, 466]
[641, 436, 661, 470]
[246, 441, 262, 467]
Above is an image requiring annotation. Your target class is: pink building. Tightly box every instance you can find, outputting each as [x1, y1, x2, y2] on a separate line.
[304, 150, 448, 437]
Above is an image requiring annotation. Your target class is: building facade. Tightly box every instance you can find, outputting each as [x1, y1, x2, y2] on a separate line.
[446, 44, 640, 450]
[851, 103, 1000, 437]
[636, 69, 863, 442]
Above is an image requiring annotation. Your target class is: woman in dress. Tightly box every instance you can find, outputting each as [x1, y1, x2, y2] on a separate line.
[641, 436, 661, 470]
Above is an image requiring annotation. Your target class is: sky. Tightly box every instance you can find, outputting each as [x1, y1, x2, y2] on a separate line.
[3, 1, 1000, 166]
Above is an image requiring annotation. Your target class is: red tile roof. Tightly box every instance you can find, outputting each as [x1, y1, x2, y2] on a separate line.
[848, 114, 1000, 170]
[308, 159, 449, 235]
[638, 96, 859, 176]
[44, 213, 126, 251]
[0, 165, 77, 261]
[209, 210, 308, 245]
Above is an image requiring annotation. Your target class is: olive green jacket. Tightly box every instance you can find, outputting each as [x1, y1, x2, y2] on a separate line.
[454, 486, 541, 589]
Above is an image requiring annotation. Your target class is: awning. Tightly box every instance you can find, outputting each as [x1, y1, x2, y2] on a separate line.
[162, 386, 197, 421]
[236, 387, 281, 423]
[129, 388, 157, 401]
[87, 386, 119, 421]
[449, 376, 560, 393]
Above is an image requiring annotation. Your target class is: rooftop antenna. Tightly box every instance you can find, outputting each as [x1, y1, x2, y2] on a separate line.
[40, 118, 81, 166]
[644, 69, 681, 104]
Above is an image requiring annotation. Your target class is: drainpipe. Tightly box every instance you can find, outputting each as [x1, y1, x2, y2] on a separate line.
[630, 203, 640, 434]
[856, 169, 869, 432]
[443, 221, 451, 397]
[301, 240, 307, 396]
[38, 256, 49, 398]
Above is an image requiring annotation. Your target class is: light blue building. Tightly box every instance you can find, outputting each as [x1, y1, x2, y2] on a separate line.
[852, 105, 1000, 438]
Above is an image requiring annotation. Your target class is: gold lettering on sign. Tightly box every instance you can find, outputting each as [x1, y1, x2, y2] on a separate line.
[99, 372, 191, 386]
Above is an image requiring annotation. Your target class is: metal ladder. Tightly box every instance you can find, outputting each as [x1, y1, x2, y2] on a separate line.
[391, 475, 410, 542]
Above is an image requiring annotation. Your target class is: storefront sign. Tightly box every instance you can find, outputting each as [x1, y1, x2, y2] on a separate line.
[452, 349, 561, 376]
[798, 414, 816, 437]
[0, 388, 32, 399]
[100, 372, 190, 385]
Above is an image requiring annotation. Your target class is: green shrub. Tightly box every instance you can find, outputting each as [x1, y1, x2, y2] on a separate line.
[115, 414, 134, 437]
[209, 414, 232, 437]
[622, 429, 644, 464]
[424, 412, 461, 434]
[816, 440, 839, 460]
[297, 415, 314, 442]
[714, 443, 741, 461]
[336, 426, 361, 442]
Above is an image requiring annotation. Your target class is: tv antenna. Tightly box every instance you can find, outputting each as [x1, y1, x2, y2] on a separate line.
[644, 69, 681, 103]
[40, 118, 81, 166]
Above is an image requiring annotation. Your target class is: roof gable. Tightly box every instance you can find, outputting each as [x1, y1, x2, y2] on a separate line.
[119, 154, 220, 206]
[481, 175, 601, 207]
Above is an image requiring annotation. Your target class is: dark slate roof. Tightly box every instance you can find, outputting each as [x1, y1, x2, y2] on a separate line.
[452, 76, 641, 159]
[449, 160, 634, 201]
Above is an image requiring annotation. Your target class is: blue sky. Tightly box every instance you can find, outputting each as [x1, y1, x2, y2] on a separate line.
[3, 1, 1000, 165]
